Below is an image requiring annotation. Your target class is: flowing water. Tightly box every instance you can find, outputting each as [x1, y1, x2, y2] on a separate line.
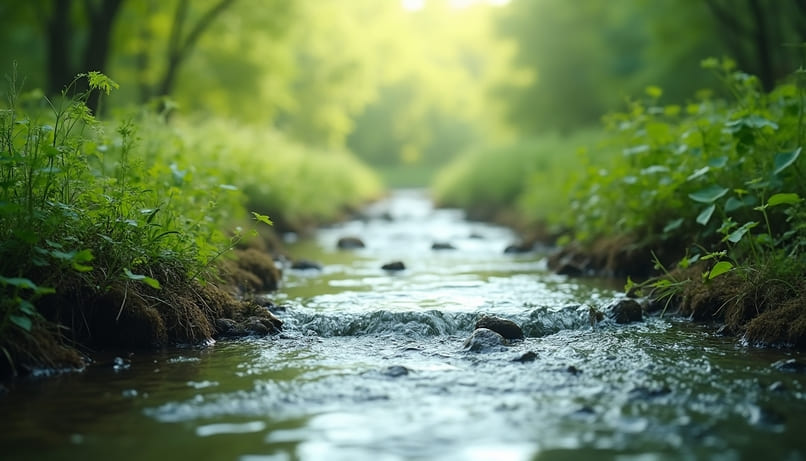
[2, 189, 806, 460]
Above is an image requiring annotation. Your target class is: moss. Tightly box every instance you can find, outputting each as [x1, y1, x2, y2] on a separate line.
[0, 246, 286, 377]
[662, 257, 806, 347]
[220, 248, 280, 293]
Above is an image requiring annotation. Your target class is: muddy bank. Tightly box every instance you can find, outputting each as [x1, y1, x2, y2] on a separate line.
[545, 235, 806, 348]
[0, 231, 287, 378]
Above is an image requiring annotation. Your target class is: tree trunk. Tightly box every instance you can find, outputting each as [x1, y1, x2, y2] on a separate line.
[83, 0, 125, 114]
[45, 0, 73, 96]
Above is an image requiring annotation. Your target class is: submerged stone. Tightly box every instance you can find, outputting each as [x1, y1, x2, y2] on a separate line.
[291, 259, 323, 270]
[512, 351, 537, 363]
[381, 365, 410, 377]
[504, 242, 533, 254]
[381, 261, 406, 271]
[475, 315, 524, 340]
[463, 328, 507, 352]
[431, 242, 456, 250]
[337, 237, 365, 249]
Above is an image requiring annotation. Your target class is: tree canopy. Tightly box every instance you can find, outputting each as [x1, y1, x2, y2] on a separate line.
[1, 0, 803, 168]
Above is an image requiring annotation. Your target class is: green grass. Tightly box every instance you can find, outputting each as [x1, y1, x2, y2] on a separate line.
[0, 70, 384, 374]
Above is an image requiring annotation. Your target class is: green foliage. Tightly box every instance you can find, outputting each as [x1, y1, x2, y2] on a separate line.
[432, 131, 608, 225]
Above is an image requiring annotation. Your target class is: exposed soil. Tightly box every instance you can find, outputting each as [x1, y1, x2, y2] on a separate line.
[0, 231, 285, 378]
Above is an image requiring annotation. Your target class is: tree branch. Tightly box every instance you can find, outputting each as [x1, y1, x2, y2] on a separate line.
[157, 0, 237, 97]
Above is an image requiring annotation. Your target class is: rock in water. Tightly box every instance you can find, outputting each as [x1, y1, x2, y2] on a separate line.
[475, 315, 524, 340]
[381, 261, 406, 271]
[463, 328, 507, 352]
[337, 237, 365, 249]
[431, 242, 456, 250]
[291, 259, 323, 270]
[608, 299, 643, 324]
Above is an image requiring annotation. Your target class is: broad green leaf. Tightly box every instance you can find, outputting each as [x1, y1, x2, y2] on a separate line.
[766, 193, 801, 208]
[10, 314, 32, 332]
[50, 249, 76, 261]
[663, 218, 684, 233]
[725, 195, 756, 212]
[0, 276, 37, 290]
[725, 221, 758, 243]
[251, 211, 274, 226]
[772, 148, 801, 175]
[707, 261, 734, 280]
[696, 204, 716, 225]
[725, 115, 778, 131]
[689, 185, 729, 203]
[707, 156, 728, 168]
[73, 249, 94, 264]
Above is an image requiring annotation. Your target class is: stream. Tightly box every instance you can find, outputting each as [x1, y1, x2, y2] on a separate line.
[2, 189, 805, 460]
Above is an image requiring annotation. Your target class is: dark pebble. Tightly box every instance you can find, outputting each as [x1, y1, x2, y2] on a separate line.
[431, 242, 456, 250]
[382, 365, 410, 377]
[337, 237, 365, 249]
[291, 259, 323, 270]
[566, 365, 582, 375]
[512, 351, 537, 363]
[382, 261, 406, 271]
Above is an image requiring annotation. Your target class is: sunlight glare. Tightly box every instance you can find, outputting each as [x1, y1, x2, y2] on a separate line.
[401, 0, 426, 11]
[402, 0, 510, 12]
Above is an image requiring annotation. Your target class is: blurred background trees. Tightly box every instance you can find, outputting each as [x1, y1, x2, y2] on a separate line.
[1, 0, 803, 183]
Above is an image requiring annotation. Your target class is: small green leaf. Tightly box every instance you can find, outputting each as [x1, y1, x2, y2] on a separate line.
[19, 299, 36, 315]
[707, 156, 728, 168]
[773, 148, 801, 175]
[141, 277, 161, 289]
[707, 261, 734, 280]
[663, 218, 684, 233]
[687, 166, 710, 181]
[766, 193, 801, 207]
[689, 185, 729, 203]
[251, 212, 273, 226]
[123, 268, 161, 289]
[696, 204, 716, 225]
[725, 221, 758, 243]
[72, 262, 94, 272]
[10, 314, 32, 332]
[645, 86, 663, 99]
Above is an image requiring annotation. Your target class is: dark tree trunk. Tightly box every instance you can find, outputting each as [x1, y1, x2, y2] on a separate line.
[747, 0, 774, 90]
[82, 0, 125, 113]
[45, 0, 73, 96]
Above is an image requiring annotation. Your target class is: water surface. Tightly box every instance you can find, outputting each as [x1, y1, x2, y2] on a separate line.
[2, 189, 805, 460]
